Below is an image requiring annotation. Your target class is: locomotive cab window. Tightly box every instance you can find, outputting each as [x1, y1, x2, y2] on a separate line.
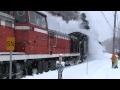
[29, 11, 47, 28]
[15, 11, 27, 23]
[5, 20, 13, 27]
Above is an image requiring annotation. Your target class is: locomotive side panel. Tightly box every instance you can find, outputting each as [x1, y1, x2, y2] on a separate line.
[28, 30, 48, 54]
[0, 26, 14, 52]
[15, 30, 48, 54]
[15, 30, 29, 52]
[0, 12, 15, 52]
[48, 30, 70, 54]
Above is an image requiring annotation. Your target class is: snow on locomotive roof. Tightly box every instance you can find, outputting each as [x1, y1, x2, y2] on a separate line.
[69, 35, 77, 39]
[48, 29, 69, 38]
[0, 12, 14, 20]
[37, 11, 47, 17]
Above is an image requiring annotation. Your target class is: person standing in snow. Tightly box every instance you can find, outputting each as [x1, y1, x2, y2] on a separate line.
[56, 54, 65, 79]
[118, 52, 120, 59]
[111, 52, 117, 68]
[115, 55, 118, 68]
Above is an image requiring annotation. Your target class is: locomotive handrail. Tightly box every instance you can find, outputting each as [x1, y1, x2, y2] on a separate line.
[0, 52, 25, 55]
[0, 53, 80, 61]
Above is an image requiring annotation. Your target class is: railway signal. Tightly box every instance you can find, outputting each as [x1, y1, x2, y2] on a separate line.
[6, 37, 15, 79]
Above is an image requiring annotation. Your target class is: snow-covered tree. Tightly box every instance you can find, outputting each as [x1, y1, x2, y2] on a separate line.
[102, 37, 120, 53]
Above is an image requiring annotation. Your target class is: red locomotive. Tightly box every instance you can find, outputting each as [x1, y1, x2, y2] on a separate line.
[0, 11, 88, 79]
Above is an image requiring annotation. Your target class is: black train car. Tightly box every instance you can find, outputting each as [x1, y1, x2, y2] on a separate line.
[69, 32, 88, 62]
[69, 35, 78, 53]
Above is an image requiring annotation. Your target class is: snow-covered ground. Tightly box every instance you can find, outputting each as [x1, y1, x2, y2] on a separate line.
[22, 53, 120, 79]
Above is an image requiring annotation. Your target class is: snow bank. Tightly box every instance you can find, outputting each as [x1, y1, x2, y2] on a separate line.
[40, 11, 105, 60]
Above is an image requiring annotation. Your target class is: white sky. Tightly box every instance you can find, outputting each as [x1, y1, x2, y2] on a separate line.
[82, 11, 120, 42]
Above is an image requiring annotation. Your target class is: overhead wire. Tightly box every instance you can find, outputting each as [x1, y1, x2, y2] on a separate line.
[102, 11, 120, 52]
[100, 11, 113, 33]
[112, 11, 119, 30]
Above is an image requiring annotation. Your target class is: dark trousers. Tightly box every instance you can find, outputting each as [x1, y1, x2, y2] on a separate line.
[112, 62, 118, 68]
[115, 65, 118, 68]
[58, 70, 63, 79]
[112, 62, 113, 68]
[58, 73, 62, 79]
[112, 62, 115, 68]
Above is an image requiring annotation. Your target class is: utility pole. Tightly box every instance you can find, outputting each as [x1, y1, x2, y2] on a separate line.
[118, 26, 120, 53]
[112, 11, 117, 53]
[119, 28, 120, 52]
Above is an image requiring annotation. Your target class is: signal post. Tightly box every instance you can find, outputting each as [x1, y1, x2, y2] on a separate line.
[6, 37, 15, 79]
